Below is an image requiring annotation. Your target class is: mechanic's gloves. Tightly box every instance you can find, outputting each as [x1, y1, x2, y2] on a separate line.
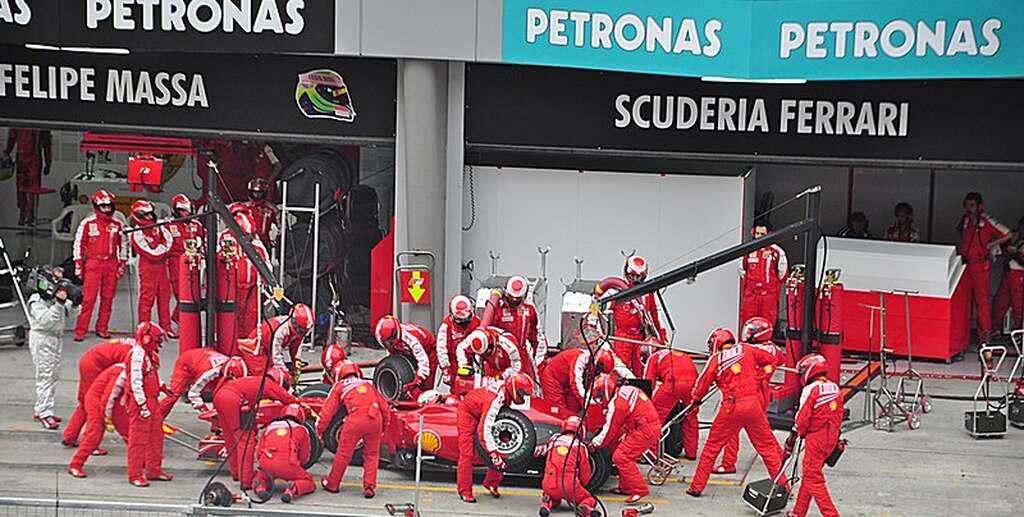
[456, 365, 475, 377]
[117, 262, 126, 280]
[783, 431, 798, 459]
[140, 406, 151, 419]
[74, 260, 83, 278]
[104, 417, 115, 433]
[489, 451, 508, 472]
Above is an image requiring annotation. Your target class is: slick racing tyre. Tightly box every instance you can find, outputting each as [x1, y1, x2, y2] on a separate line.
[297, 383, 332, 399]
[373, 354, 417, 401]
[302, 419, 324, 469]
[585, 448, 613, 492]
[474, 408, 538, 472]
[321, 410, 365, 464]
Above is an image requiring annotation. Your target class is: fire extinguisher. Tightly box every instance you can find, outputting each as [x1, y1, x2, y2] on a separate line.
[817, 269, 844, 383]
[178, 239, 203, 354]
[215, 233, 238, 356]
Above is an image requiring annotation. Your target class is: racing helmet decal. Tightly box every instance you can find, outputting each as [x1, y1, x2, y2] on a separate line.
[295, 69, 357, 123]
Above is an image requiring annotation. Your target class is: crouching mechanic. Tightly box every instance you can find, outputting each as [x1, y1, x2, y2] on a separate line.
[240, 303, 314, 376]
[68, 363, 128, 478]
[124, 322, 173, 487]
[253, 403, 316, 503]
[785, 354, 843, 517]
[540, 346, 628, 412]
[539, 416, 600, 517]
[456, 373, 534, 503]
[63, 339, 132, 448]
[318, 361, 391, 498]
[642, 339, 699, 460]
[375, 315, 438, 395]
[455, 327, 524, 386]
[27, 269, 78, 429]
[159, 348, 230, 417]
[590, 374, 660, 504]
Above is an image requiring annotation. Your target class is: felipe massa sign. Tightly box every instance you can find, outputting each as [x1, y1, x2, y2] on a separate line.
[0, 0, 334, 52]
[502, 0, 1024, 81]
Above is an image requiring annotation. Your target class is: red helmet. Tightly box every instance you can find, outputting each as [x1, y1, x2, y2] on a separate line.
[593, 348, 616, 375]
[266, 366, 292, 390]
[797, 353, 829, 385]
[134, 322, 166, 352]
[624, 255, 648, 284]
[320, 342, 347, 383]
[232, 210, 255, 234]
[375, 316, 402, 348]
[289, 304, 314, 335]
[504, 276, 529, 307]
[333, 360, 362, 381]
[707, 327, 736, 354]
[281, 403, 305, 424]
[591, 373, 618, 405]
[741, 317, 774, 343]
[91, 189, 115, 213]
[561, 415, 583, 435]
[130, 199, 156, 224]
[170, 194, 193, 216]
[449, 295, 475, 325]
[223, 357, 248, 380]
[248, 177, 271, 201]
[503, 373, 534, 405]
[464, 329, 490, 355]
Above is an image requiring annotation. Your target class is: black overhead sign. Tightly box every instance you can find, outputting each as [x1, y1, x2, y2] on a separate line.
[466, 64, 1024, 164]
[0, 44, 396, 140]
[1, 0, 335, 53]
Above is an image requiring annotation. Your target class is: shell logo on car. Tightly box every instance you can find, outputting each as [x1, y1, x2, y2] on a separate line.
[418, 430, 442, 454]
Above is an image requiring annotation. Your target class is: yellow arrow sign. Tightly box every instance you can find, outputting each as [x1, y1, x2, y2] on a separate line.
[408, 271, 426, 303]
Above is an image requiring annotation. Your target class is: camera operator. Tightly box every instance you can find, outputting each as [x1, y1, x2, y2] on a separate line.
[28, 266, 79, 430]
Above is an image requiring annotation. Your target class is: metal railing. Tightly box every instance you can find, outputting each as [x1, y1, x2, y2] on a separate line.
[0, 497, 375, 517]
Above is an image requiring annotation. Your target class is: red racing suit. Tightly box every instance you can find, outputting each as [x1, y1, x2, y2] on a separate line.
[385, 323, 437, 391]
[958, 212, 1010, 341]
[229, 200, 278, 252]
[318, 377, 391, 491]
[131, 225, 174, 331]
[740, 244, 788, 326]
[592, 385, 660, 497]
[644, 349, 699, 459]
[456, 383, 508, 498]
[494, 300, 548, 378]
[64, 340, 132, 445]
[436, 314, 480, 384]
[540, 346, 634, 412]
[720, 341, 782, 470]
[212, 377, 301, 487]
[242, 316, 303, 376]
[254, 419, 315, 500]
[688, 344, 786, 494]
[611, 289, 666, 376]
[74, 211, 128, 339]
[992, 230, 1024, 332]
[455, 326, 523, 385]
[123, 344, 166, 481]
[166, 218, 204, 323]
[790, 379, 844, 517]
[159, 348, 229, 417]
[4, 129, 51, 220]
[541, 433, 596, 515]
[69, 364, 129, 471]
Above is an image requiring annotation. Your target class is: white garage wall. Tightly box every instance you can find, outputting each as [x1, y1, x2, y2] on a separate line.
[462, 166, 746, 349]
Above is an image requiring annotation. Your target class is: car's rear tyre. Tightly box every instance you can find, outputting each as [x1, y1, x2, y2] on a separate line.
[474, 408, 537, 471]
[585, 448, 612, 492]
[302, 420, 323, 469]
[374, 354, 416, 401]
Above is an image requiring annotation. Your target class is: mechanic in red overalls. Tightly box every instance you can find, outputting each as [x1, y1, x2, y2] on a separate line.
[993, 216, 1024, 334]
[605, 256, 666, 376]
[229, 178, 278, 252]
[318, 361, 391, 498]
[957, 192, 1011, 343]
[124, 323, 172, 487]
[687, 332, 786, 497]
[493, 276, 548, 378]
[740, 223, 788, 327]
[67, 363, 129, 478]
[539, 415, 599, 517]
[455, 326, 524, 390]
[375, 315, 438, 394]
[642, 340, 700, 460]
[74, 190, 127, 341]
[785, 354, 844, 517]
[129, 200, 175, 336]
[590, 374, 660, 503]
[456, 373, 534, 502]
[4, 128, 51, 225]
[159, 348, 230, 417]
[437, 295, 480, 385]
[253, 403, 316, 503]
[540, 346, 624, 412]
[224, 209, 270, 338]
[320, 342, 348, 384]
[717, 317, 782, 474]
[63, 339, 132, 448]
[165, 194, 204, 324]
[240, 303, 314, 376]
[213, 367, 301, 489]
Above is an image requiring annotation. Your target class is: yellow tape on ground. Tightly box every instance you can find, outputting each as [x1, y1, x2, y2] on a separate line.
[334, 481, 668, 503]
